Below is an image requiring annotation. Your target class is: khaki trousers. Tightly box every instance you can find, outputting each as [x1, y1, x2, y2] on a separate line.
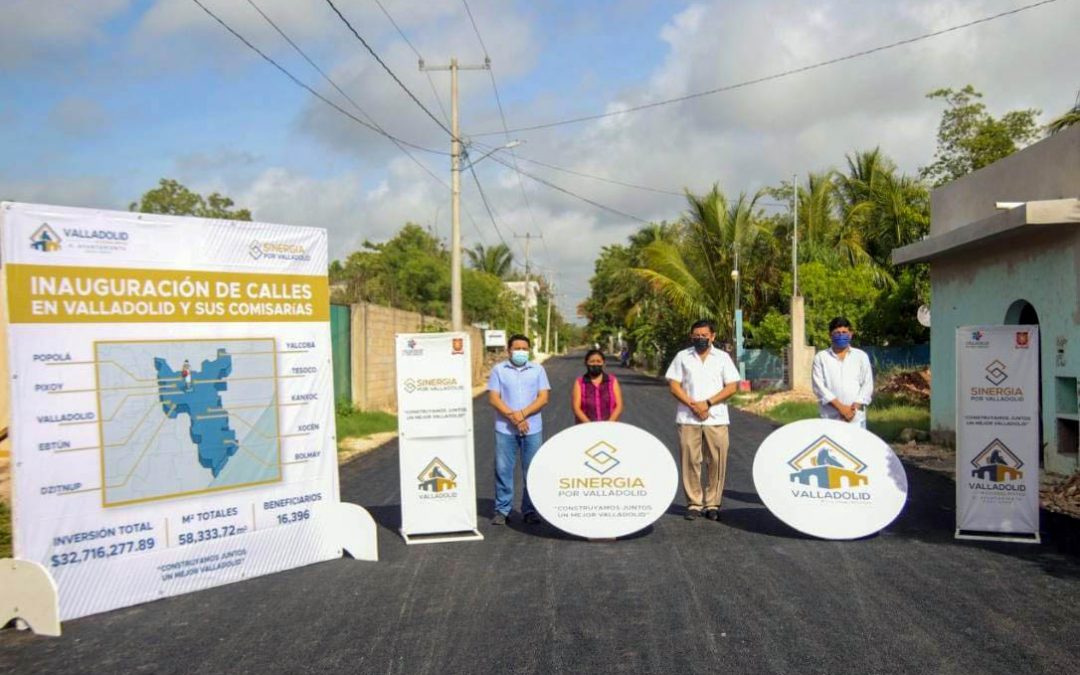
[677, 424, 729, 511]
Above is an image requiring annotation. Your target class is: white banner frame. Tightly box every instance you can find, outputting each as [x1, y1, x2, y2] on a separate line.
[395, 332, 482, 544]
[955, 325, 1040, 543]
[0, 201, 376, 630]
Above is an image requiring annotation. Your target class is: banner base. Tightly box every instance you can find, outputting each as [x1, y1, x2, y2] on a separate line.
[955, 529, 1041, 544]
[0, 559, 61, 637]
[330, 502, 379, 562]
[399, 529, 484, 545]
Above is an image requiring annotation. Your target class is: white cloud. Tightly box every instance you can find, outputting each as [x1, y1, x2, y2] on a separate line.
[0, 176, 116, 210]
[0, 1, 130, 71]
[47, 97, 110, 137]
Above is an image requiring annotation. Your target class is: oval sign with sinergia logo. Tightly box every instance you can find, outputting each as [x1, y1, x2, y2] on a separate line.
[752, 419, 908, 540]
[527, 422, 678, 539]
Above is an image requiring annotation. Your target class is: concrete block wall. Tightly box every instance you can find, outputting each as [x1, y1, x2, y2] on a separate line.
[349, 302, 484, 412]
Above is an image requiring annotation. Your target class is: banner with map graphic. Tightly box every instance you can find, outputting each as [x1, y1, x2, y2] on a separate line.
[395, 333, 479, 540]
[1, 201, 342, 620]
[956, 325, 1040, 538]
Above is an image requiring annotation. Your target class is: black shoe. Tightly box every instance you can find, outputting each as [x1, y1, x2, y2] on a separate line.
[524, 512, 541, 525]
[704, 508, 720, 521]
[684, 509, 700, 521]
[491, 513, 507, 525]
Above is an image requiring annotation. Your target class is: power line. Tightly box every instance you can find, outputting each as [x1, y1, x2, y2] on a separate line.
[323, 0, 457, 139]
[372, 0, 452, 126]
[472, 0, 1063, 137]
[464, 156, 513, 251]
[487, 152, 650, 224]
[243, 0, 447, 189]
[189, 0, 446, 155]
[461, 0, 544, 266]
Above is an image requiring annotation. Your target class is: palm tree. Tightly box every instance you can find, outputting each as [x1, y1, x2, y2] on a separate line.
[632, 185, 761, 335]
[1046, 90, 1080, 135]
[465, 243, 513, 278]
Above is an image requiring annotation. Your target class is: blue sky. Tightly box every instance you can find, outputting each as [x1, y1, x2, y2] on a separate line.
[2, 0, 1078, 318]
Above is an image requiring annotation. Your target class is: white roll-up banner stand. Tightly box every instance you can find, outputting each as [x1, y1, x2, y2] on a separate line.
[955, 326, 1040, 542]
[0, 202, 377, 632]
[752, 419, 908, 540]
[395, 332, 482, 544]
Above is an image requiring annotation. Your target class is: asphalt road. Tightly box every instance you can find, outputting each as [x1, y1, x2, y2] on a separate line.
[3, 353, 1079, 674]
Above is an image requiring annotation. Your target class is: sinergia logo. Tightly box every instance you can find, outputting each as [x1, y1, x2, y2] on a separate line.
[985, 360, 1008, 386]
[788, 435, 868, 490]
[403, 378, 417, 394]
[248, 241, 263, 259]
[418, 457, 457, 493]
[30, 223, 61, 252]
[970, 439, 1024, 483]
[584, 441, 620, 475]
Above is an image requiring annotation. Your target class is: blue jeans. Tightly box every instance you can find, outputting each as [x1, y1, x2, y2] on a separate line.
[494, 431, 543, 516]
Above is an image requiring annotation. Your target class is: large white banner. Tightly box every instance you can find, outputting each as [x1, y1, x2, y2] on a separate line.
[2, 202, 343, 620]
[527, 422, 678, 539]
[395, 332, 480, 540]
[956, 325, 1040, 537]
[752, 419, 908, 540]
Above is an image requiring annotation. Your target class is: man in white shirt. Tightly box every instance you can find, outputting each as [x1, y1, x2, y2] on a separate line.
[665, 319, 741, 521]
[811, 316, 874, 429]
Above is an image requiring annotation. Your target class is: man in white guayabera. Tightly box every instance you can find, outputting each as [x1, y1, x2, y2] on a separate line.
[665, 319, 740, 523]
[812, 316, 874, 429]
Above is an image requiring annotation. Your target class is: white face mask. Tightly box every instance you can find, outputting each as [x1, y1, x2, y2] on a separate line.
[510, 350, 530, 366]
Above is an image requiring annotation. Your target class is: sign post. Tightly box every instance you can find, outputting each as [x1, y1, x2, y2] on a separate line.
[395, 332, 482, 543]
[526, 422, 678, 540]
[955, 326, 1040, 542]
[0, 201, 376, 629]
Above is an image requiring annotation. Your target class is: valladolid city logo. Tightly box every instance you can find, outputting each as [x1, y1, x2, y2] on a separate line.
[787, 435, 870, 501]
[417, 457, 457, 497]
[30, 223, 61, 252]
[969, 439, 1025, 491]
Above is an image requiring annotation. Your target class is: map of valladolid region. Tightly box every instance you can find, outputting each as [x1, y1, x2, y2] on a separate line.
[98, 338, 281, 506]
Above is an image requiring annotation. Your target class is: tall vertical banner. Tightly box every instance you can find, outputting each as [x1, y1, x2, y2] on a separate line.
[1, 202, 353, 620]
[956, 325, 1040, 541]
[395, 333, 482, 543]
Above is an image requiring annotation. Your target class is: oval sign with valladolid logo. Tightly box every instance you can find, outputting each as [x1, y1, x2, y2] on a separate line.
[527, 422, 678, 539]
[752, 419, 908, 540]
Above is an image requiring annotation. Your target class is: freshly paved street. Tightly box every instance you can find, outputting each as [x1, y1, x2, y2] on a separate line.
[2, 354, 1079, 674]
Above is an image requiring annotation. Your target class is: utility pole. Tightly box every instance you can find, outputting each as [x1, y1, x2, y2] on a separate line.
[514, 232, 542, 340]
[420, 56, 490, 331]
[544, 278, 554, 354]
[792, 173, 798, 296]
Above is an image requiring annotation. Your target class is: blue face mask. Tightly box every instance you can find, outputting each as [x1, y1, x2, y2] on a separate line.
[510, 350, 530, 367]
[831, 333, 852, 350]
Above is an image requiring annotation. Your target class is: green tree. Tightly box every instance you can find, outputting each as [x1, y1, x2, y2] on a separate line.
[1046, 91, 1080, 135]
[920, 85, 1040, 186]
[130, 178, 252, 220]
[465, 243, 514, 278]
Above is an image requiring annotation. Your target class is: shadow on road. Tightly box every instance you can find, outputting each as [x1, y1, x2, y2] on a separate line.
[718, 506, 815, 540]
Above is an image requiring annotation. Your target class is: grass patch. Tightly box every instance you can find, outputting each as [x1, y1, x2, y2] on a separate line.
[867, 405, 930, 443]
[760, 394, 929, 444]
[765, 401, 820, 425]
[1, 501, 11, 559]
[335, 403, 397, 443]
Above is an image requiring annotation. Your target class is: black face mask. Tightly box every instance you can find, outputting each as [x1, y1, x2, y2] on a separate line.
[692, 337, 711, 353]
[586, 365, 604, 377]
